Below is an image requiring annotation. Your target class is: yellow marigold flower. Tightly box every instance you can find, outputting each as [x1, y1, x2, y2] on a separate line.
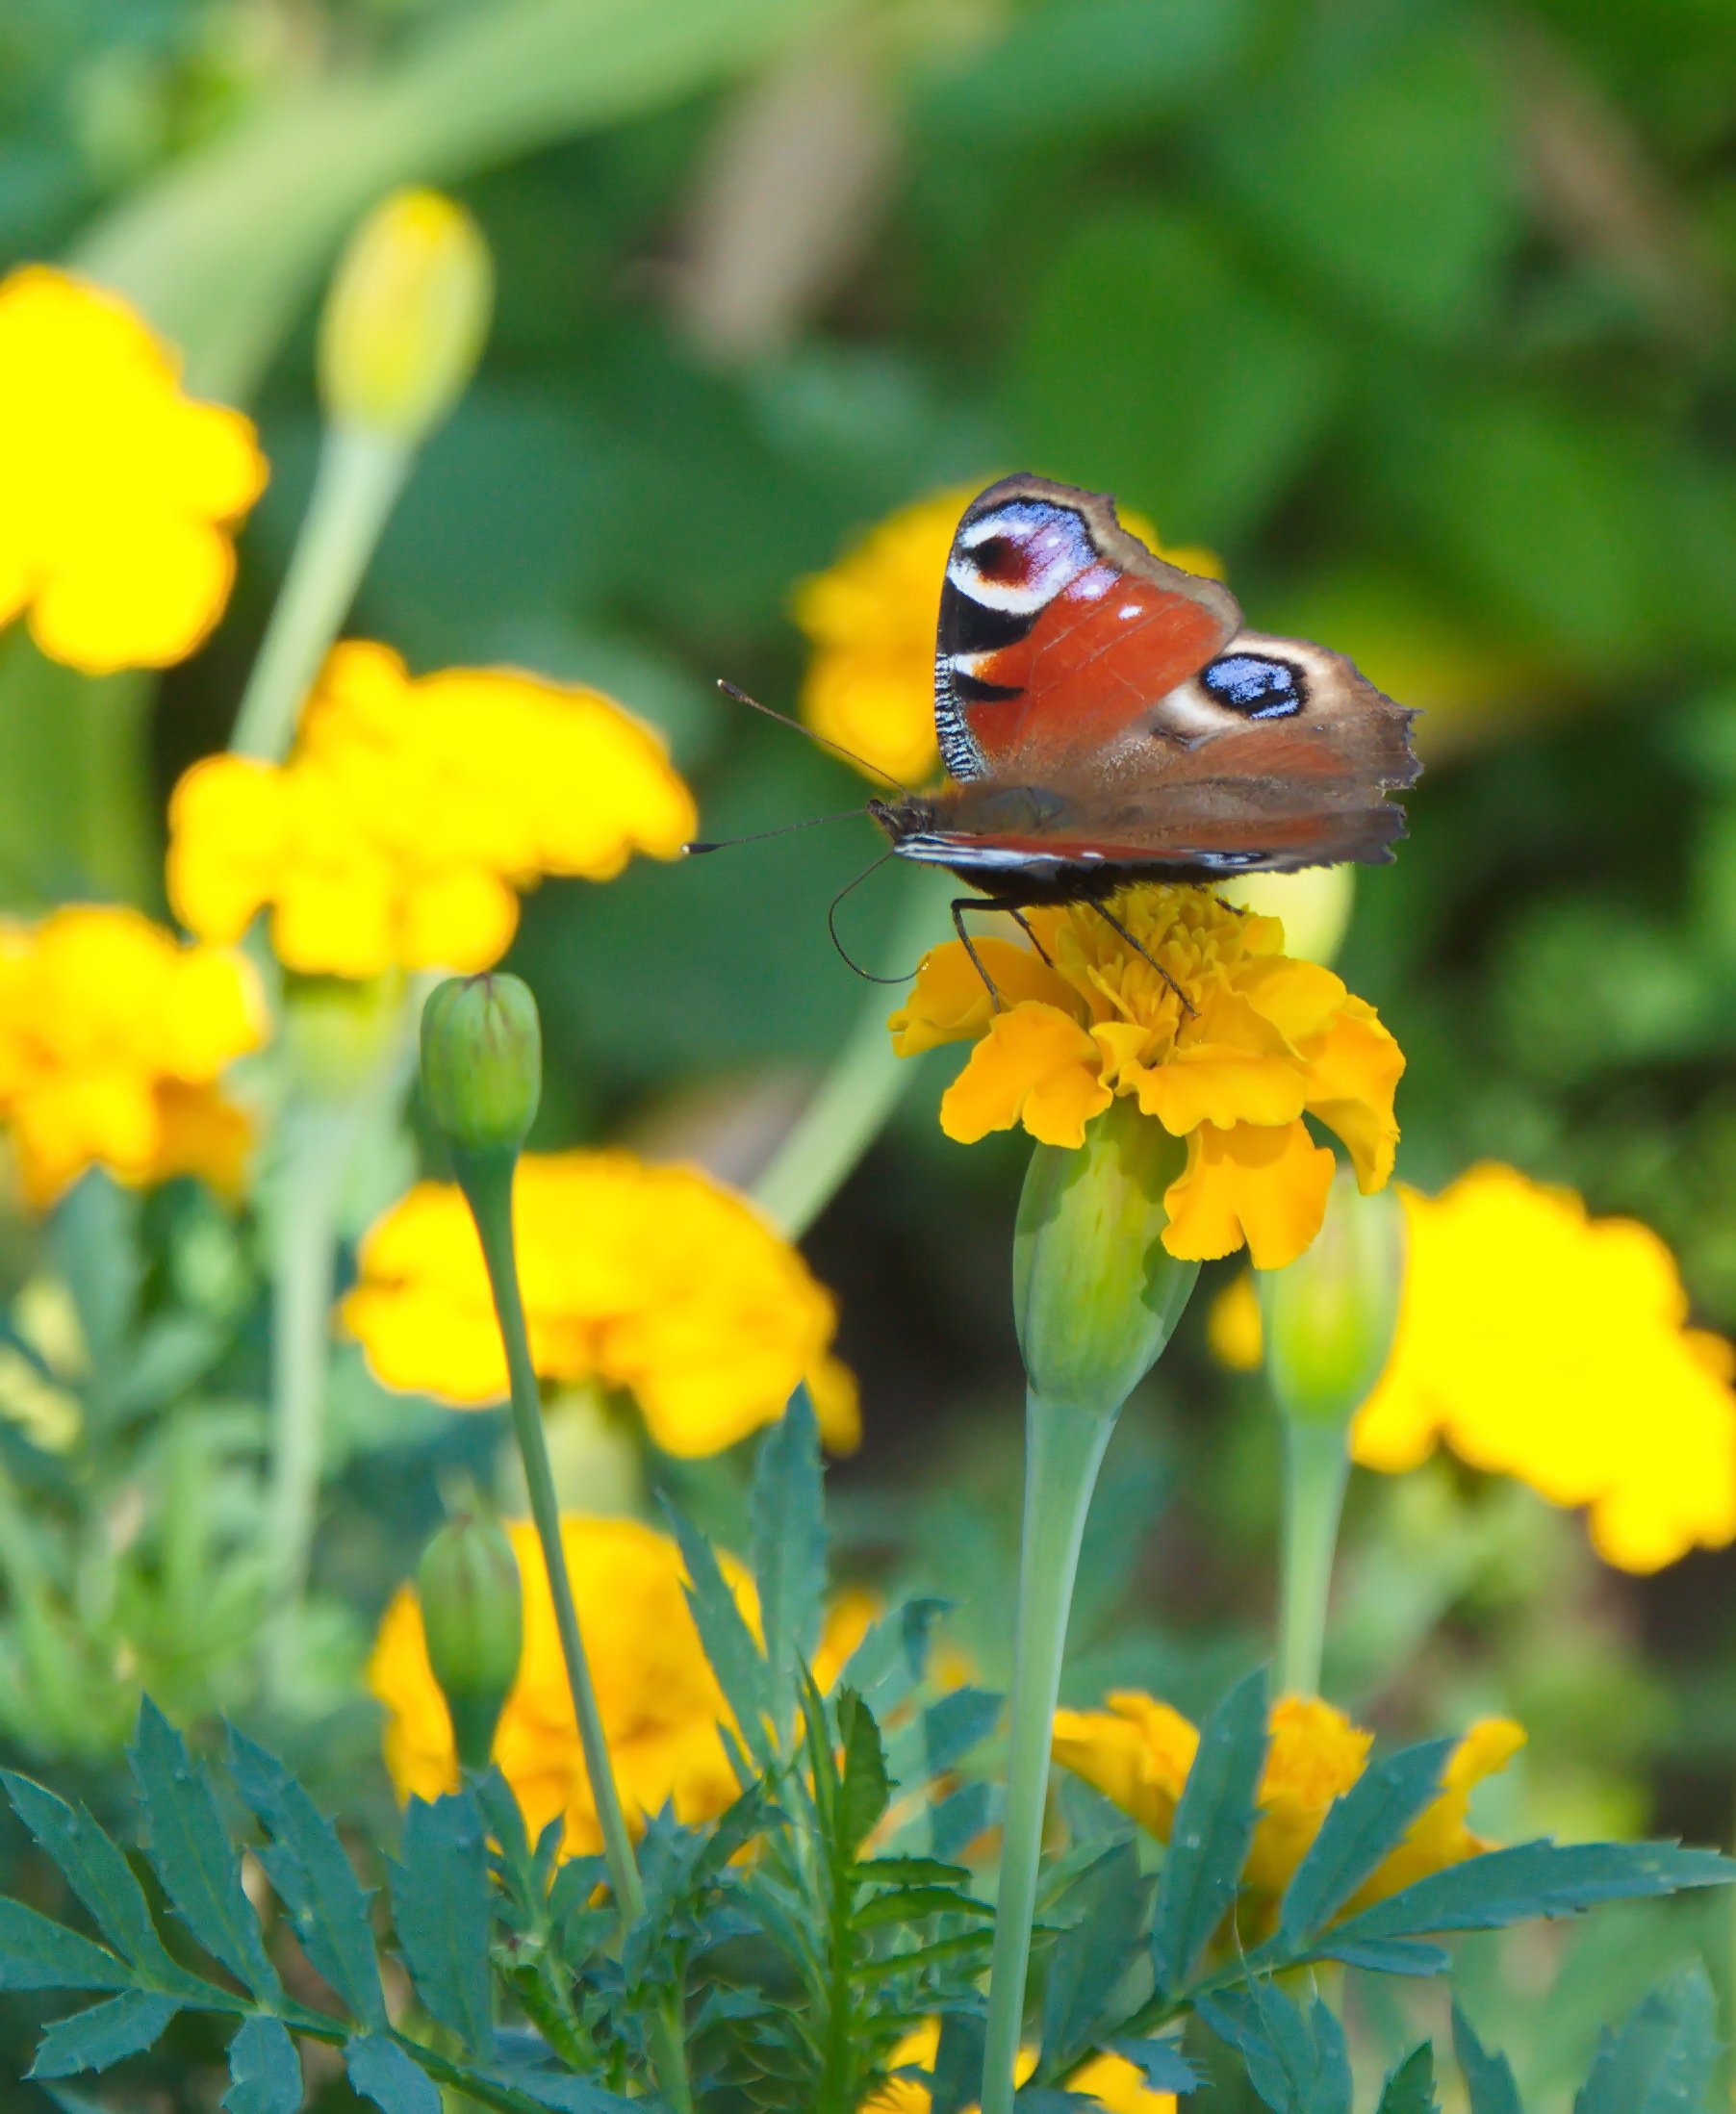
[343, 1149, 859, 1458]
[0, 267, 265, 674]
[889, 885, 1402, 1270]
[867, 2021, 1173, 2114]
[794, 488, 1213, 787]
[167, 641, 696, 980]
[0, 906, 265, 1209]
[1052, 1690, 1523, 1914]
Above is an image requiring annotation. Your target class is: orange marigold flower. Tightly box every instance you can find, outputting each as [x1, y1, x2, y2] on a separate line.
[0, 907, 265, 1208]
[342, 1149, 858, 1458]
[867, 2021, 1173, 2114]
[167, 641, 696, 980]
[1052, 1690, 1523, 1911]
[890, 884, 1402, 1270]
[0, 267, 265, 673]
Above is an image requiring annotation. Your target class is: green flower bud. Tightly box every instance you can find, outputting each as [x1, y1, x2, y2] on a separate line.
[418, 1503, 523, 1772]
[421, 974, 542, 1159]
[319, 189, 493, 445]
[1261, 1163, 1405, 1429]
[1012, 1095, 1199, 1418]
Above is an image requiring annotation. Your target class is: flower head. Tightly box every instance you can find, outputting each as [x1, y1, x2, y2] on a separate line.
[794, 489, 1207, 787]
[867, 2021, 1172, 2114]
[891, 886, 1402, 1270]
[167, 641, 696, 979]
[1053, 1689, 1523, 1914]
[0, 907, 266, 1208]
[0, 267, 266, 673]
[343, 1149, 858, 1457]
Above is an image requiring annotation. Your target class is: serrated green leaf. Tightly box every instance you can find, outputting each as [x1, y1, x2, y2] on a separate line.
[932, 2010, 987, 2114]
[30, 1991, 180, 2078]
[223, 2016, 302, 2114]
[1574, 1964, 1720, 2114]
[128, 1700, 280, 2001]
[1315, 1935, 1448, 1977]
[1275, 1740, 1453, 1950]
[1195, 1987, 1351, 2114]
[3, 1773, 190, 1986]
[228, 1726, 385, 2030]
[751, 1388, 826, 1694]
[1043, 1841, 1149, 2071]
[663, 1499, 773, 1769]
[345, 2032, 441, 2114]
[927, 1783, 998, 1863]
[884, 1688, 1001, 1790]
[853, 1885, 992, 1928]
[1104, 2037, 1197, 2095]
[855, 1928, 995, 1983]
[837, 1687, 892, 1854]
[1150, 1669, 1267, 1995]
[854, 1856, 972, 1888]
[1331, 1841, 1736, 1947]
[388, 1793, 494, 2055]
[1453, 2003, 1523, 2114]
[843, 1598, 948, 1724]
[479, 2067, 640, 2112]
[1377, 2046, 1438, 2114]
[0, 1898, 131, 1991]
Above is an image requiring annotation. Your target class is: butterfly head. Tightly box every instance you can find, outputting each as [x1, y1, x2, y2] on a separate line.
[867, 794, 938, 847]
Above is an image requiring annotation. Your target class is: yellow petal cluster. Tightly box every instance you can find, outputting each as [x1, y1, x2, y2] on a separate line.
[0, 267, 265, 673]
[868, 2021, 1172, 2114]
[890, 886, 1402, 1270]
[793, 488, 1208, 787]
[343, 1149, 859, 1458]
[1052, 1690, 1524, 1913]
[167, 641, 696, 979]
[0, 907, 266, 1209]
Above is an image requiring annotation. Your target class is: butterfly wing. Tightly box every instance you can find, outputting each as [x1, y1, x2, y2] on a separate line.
[933, 473, 1242, 782]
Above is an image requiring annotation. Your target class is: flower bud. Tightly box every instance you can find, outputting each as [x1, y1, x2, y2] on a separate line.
[1261, 1164, 1405, 1429]
[1013, 1095, 1199, 1417]
[421, 974, 542, 1159]
[418, 1503, 523, 1772]
[319, 189, 493, 444]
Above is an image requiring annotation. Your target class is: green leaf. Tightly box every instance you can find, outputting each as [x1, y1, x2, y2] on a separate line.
[30, 1991, 180, 2078]
[1575, 1964, 1721, 2114]
[345, 2033, 442, 2114]
[1330, 1842, 1736, 1948]
[3, 1771, 187, 1984]
[1315, 1935, 1447, 1977]
[854, 1856, 972, 1889]
[129, 1700, 281, 2002]
[1377, 2046, 1438, 2114]
[229, 1727, 386, 2030]
[1274, 1740, 1453, 1950]
[751, 1387, 826, 1693]
[1104, 2038, 1197, 2095]
[479, 2068, 641, 2112]
[1452, 2003, 1522, 2114]
[389, 1793, 494, 2055]
[884, 1688, 1002, 1790]
[853, 1886, 992, 1928]
[837, 1687, 892, 1855]
[855, 1928, 995, 1984]
[0, 1899, 131, 1991]
[842, 1597, 947, 1724]
[223, 2017, 302, 2114]
[663, 1499, 773, 1768]
[1043, 1841, 1149, 2070]
[932, 2011, 987, 2114]
[1150, 1669, 1267, 1995]
[1195, 1987, 1351, 2114]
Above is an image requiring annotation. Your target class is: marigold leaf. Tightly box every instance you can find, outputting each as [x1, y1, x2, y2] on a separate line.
[2, 1770, 186, 1983]
[852, 1885, 992, 1929]
[0, 1899, 132, 1992]
[1042, 1839, 1149, 2071]
[228, 1725, 386, 2029]
[222, 2016, 302, 2114]
[1574, 1963, 1720, 2114]
[842, 1597, 949, 1723]
[1150, 1668, 1268, 1995]
[932, 2010, 987, 2114]
[1314, 1935, 1449, 1977]
[1452, 2003, 1523, 2114]
[1103, 2036, 1198, 2094]
[855, 1928, 995, 1983]
[837, 1687, 892, 1856]
[854, 1856, 972, 1889]
[29, 1991, 180, 2079]
[1376, 2045, 1438, 2114]
[884, 1687, 1002, 1790]
[1274, 1738, 1454, 1950]
[662, 1499, 773, 1769]
[1195, 1985, 1351, 2114]
[478, 2067, 641, 2112]
[925, 1781, 1000, 1863]
[388, 1792, 494, 2056]
[751, 1387, 827, 1694]
[345, 2032, 442, 2114]
[128, 1699, 281, 2001]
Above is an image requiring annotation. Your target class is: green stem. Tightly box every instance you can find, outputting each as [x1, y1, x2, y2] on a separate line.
[1275, 1417, 1352, 1698]
[230, 423, 409, 762]
[982, 1389, 1118, 2114]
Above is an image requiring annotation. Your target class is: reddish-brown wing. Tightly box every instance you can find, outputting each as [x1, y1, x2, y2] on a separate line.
[933, 474, 1241, 782]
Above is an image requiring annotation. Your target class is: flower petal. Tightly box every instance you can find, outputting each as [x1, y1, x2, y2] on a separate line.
[938, 1003, 1110, 1147]
[1162, 1120, 1335, 1268]
[889, 939, 1076, 1057]
[1302, 996, 1404, 1191]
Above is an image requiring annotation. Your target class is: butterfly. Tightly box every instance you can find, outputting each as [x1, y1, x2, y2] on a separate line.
[864, 473, 1419, 1005]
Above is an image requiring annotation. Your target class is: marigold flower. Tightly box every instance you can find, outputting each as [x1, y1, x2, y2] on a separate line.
[867, 2021, 1172, 2114]
[167, 641, 696, 980]
[343, 1149, 858, 1457]
[794, 488, 1211, 787]
[890, 886, 1402, 1270]
[0, 267, 265, 674]
[0, 906, 265, 1208]
[1052, 1690, 1524, 1913]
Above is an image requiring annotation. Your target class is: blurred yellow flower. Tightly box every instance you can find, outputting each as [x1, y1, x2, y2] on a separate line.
[0, 907, 265, 1208]
[0, 267, 266, 674]
[343, 1149, 858, 1457]
[889, 885, 1401, 1270]
[1053, 1690, 1523, 1913]
[167, 641, 696, 980]
[794, 488, 1211, 787]
[867, 2021, 1172, 2114]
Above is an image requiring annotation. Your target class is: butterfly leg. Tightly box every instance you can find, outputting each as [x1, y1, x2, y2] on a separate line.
[1089, 900, 1196, 1018]
[951, 899, 1010, 1009]
[1004, 906, 1057, 969]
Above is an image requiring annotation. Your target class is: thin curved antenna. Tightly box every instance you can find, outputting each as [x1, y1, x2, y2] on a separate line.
[684, 809, 863, 854]
[827, 849, 915, 985]
[716, 679, 913, 797]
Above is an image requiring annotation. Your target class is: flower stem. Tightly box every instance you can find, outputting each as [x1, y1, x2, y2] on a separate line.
[230, 424, 409, 762]
[982, 1388, 1117, 2114]
[1275, 1416, 1352, 1698]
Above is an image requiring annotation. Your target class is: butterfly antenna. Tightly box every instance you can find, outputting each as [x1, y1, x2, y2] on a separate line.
[827, 850, 914, 985]
[684, 809, 863, 854]
[716, 679, 913, 797]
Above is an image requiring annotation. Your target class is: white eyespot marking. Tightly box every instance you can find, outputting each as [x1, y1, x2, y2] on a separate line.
[1118, 602, 1141, 620]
